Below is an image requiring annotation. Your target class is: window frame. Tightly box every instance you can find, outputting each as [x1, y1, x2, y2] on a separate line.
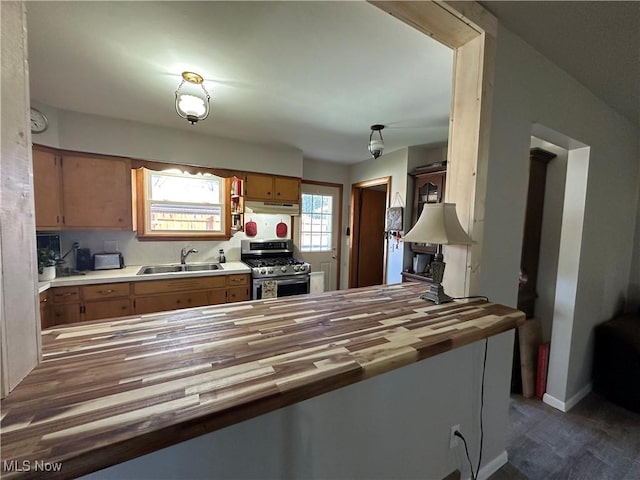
[299, 192, 333, 252]
[135, 167, 231, 241]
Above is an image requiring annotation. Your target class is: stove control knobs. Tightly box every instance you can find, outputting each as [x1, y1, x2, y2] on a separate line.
[299, 265, 307, 272]
[280, 266, 288, 273]
[259, 268, 267, 275]
[293, 265, 300, 272]
[267, 268, 274, 274]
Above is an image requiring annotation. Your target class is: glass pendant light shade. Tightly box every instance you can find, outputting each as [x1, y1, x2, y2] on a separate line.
[175, 72, 211, 125]
[368, 124, 385, 159]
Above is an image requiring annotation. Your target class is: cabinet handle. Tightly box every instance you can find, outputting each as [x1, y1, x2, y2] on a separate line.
[41, 298, 48, 303]
[267, 191, 271, 195]
[100, 289, 115, 294]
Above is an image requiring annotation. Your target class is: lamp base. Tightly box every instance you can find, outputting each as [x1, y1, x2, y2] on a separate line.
[419, 281, 453, 304]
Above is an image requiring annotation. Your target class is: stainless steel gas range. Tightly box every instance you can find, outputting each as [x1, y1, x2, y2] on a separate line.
[241, 239, 311, 300]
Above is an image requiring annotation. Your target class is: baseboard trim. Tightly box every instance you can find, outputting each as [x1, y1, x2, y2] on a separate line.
[459, 450, 508, 480]
[543, 383, 592, 412]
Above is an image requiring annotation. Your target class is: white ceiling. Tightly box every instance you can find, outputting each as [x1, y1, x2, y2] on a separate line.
[26, 2, 639, 166]
[26, 1, 454, 164]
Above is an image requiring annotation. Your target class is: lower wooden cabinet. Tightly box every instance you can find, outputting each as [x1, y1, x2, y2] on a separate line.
[134, 291, 211, 315]
[51, 303, 82, 326]
[45, 273, 252, 327]
[84, 299, 132, 321]
[39, 291, 51, 330]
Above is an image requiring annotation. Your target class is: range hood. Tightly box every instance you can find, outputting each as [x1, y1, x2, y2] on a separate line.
[245, 200, 300, 215]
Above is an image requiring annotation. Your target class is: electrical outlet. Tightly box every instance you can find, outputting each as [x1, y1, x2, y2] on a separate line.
[449, 424, 461, 448]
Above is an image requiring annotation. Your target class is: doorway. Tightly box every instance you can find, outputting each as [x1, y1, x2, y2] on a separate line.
[294, 181, 343, 291]
[349, 177, 390, 288]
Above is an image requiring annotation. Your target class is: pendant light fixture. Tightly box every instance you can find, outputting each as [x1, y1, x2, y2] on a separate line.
[368, 124, 385, 159]
[175, 71, 211, 125]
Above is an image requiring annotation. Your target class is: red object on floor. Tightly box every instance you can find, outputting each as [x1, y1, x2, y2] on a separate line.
[536, 342, 550, 399]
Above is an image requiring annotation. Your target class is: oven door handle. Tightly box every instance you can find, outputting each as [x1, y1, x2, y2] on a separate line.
[261, 277, 308, 286]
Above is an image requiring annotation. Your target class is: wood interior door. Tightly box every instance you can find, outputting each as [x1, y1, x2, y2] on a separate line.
[518, 147, 556, 318]
[355, 188, 386, 287]
[32, 149, 63, 230]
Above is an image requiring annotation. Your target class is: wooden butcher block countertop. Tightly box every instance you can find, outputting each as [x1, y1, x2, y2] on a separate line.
[1, 283, 525, 479]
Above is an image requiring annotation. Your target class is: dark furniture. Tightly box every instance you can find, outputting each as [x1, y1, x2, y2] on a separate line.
[593, 312, 640, 413]
[408, 163, 446, 255]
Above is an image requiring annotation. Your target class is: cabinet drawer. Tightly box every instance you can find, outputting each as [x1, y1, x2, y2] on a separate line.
[84, 299, 131, 321]
[134, 291, 211, 315]
[226, 274, 249, 286]
[82, 282, 130, 300]
[227, 286, 250, 303]
[133, 276, 225, 295]
[51, 287, 80, 304]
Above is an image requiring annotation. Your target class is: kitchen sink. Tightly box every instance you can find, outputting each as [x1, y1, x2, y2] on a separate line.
[136, 263, 222, 275]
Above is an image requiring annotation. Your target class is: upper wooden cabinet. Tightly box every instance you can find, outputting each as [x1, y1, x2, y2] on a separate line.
[244, 173, 300, 203]
[33, 147, 133, 231]
[33, 149, 63, 230]
[62, 155, 132, 229]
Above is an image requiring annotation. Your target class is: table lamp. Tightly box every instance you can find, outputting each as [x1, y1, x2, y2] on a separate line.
[403, 203, 473, 303]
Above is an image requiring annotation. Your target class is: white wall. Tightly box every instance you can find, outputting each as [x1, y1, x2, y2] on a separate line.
[31, 102, 303, 177]
[349, 148, 409, 285]
[485, 25, 640, 409]
[83, 333, 514, 480]
[630, 193, 640, 312]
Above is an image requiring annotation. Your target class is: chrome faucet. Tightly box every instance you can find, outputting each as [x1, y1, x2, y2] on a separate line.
[180, 247, 198, 264]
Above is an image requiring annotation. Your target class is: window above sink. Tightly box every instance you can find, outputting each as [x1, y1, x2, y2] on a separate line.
[136, 168, 229, 241]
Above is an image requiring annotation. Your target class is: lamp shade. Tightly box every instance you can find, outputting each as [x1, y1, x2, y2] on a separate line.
[403, 203, 473, 245]
[175, 72, 211, 125]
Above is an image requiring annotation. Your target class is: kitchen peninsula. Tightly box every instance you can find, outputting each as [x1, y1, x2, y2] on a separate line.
[1, 283, 524, 480]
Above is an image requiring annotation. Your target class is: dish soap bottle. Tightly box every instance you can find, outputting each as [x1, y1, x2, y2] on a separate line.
[218, 249, 226, 263]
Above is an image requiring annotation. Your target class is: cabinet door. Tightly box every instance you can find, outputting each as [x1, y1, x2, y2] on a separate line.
[33, 149, 63, 230]
[84, 299, 131, 321]
[61, 155, 132, 229]
[244, 173, 274, 200]
[411, 170, 446, 255]
[274, 177, 300, 202]
[414, 172, 446, 221]
[209, 289, 227, 306]
[52, 303, 81, 325]
[227, 286, 250, 303]
[39, 291, 51, 329]
[134, 291, 210, 315]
